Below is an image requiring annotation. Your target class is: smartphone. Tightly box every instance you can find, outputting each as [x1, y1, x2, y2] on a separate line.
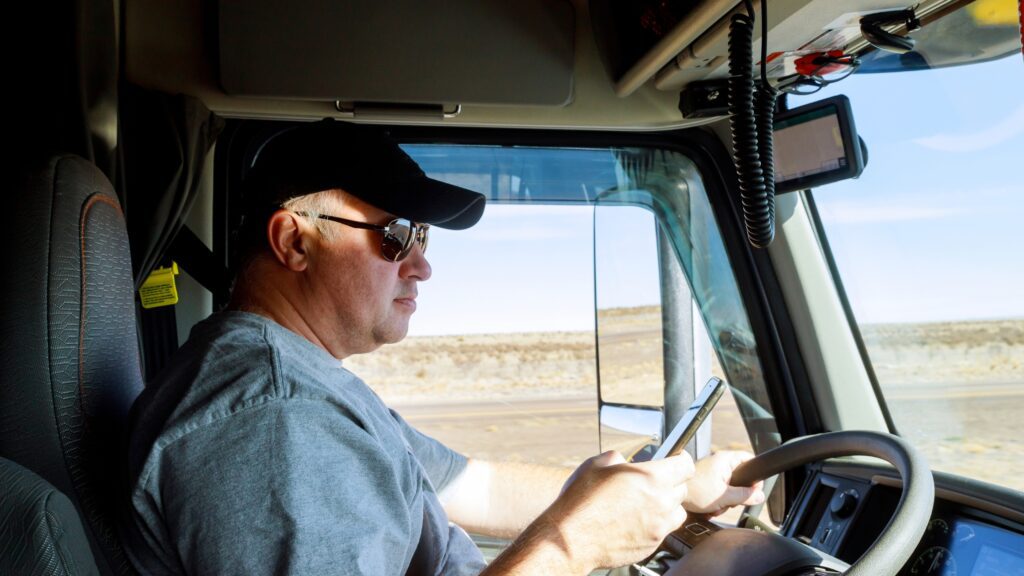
[651, 377, 727, 460]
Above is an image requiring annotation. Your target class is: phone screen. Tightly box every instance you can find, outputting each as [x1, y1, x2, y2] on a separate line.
[651, 377, 726, 460]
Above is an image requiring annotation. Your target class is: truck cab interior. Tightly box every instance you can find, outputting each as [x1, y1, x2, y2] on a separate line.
[2, 0, 1022, 575]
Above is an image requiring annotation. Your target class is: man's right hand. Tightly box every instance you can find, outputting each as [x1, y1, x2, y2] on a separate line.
[491, 450, 695, 574]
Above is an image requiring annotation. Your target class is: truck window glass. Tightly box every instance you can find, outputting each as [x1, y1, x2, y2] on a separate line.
[343, 145, 776, 469]
[805, 54, 1024, 491]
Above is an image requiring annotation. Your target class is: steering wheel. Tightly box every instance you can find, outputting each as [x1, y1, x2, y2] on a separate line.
[665, 431, 934, 576]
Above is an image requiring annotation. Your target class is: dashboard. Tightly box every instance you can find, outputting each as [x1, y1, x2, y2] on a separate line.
[782, 462, 1024, 576]
[910, 513, 1023, 576]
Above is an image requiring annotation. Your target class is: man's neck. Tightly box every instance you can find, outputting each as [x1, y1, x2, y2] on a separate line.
[229, 270, 349, 360]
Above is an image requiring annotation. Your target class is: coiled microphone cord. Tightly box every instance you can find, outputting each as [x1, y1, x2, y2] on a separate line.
[728, 1, 778, 248]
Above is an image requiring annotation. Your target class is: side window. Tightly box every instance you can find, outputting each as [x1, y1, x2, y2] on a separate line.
[593, 206, 750, 460]
[592, 159, 765, 465]
[345, 145, 775, 474]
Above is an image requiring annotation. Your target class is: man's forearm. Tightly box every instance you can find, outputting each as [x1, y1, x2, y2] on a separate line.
[473, 451, 699, 574]
[440, 459, 572, 538]
[480, 514, 589, 575]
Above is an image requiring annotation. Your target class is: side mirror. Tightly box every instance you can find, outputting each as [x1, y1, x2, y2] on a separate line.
[598, 403, 664, 461]
[592, 195, 714, 461]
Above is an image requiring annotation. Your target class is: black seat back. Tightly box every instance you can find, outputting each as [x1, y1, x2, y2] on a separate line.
[1, 154, 144, 575]
[0, 457, 100, 575]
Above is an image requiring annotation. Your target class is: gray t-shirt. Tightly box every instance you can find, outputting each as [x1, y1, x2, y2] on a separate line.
[123, 311, 486, 575]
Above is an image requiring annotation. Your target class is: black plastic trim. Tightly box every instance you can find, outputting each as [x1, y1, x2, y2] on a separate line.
[821, 461, 1024, 531]
[212, 120, 288, 309]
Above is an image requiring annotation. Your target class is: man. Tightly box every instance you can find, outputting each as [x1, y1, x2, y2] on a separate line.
[123, 120, 764, 575]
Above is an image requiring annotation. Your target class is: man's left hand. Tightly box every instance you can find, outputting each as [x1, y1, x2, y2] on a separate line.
[682, 451, 765, 514]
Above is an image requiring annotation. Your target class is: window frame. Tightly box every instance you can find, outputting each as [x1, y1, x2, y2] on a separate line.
[803, 190, 899, 434]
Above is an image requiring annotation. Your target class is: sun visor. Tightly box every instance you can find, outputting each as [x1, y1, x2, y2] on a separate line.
[218, 0, 575, 107]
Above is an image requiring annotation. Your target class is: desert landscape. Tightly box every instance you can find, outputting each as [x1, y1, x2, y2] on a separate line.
[859, 320, 1024, 490]
[344, 308, 1024, 492]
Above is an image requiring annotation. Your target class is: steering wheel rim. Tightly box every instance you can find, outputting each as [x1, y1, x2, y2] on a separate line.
[675, 431, 934, 576]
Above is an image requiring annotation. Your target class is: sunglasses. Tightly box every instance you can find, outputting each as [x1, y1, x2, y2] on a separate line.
[297, 212, 429, 262]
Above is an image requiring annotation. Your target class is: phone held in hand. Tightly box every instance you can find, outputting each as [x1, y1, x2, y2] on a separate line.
[651, 377, 727, 461]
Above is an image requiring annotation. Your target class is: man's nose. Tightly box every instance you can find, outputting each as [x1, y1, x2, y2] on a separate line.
[400, 244, 432, 281]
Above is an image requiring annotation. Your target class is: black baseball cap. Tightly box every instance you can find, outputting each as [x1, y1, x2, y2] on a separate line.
[241, 119, 486, 231]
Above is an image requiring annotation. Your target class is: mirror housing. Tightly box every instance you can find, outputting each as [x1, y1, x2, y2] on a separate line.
[598, 403, 664, 461]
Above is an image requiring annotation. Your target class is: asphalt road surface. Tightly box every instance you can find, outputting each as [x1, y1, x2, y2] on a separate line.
[393, 381, 1024, 492]
[394, 389, 753, 467]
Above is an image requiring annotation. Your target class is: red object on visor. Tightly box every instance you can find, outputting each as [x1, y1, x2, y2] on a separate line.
[794, 50, 851, 76]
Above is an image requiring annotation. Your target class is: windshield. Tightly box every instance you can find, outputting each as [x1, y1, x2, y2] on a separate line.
[802, 54, 1024, 491]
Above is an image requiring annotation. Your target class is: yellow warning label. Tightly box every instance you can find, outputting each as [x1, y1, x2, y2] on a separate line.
[967, 0, 1019, 25]
[140, 262, 180, 309]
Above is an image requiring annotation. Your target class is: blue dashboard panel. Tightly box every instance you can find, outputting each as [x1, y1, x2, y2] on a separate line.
[904, 514, 1024, 576]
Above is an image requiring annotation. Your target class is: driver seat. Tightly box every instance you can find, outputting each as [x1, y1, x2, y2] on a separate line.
[0, 154, 145, 574]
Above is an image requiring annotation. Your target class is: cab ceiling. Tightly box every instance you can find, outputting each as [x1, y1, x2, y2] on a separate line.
[125, 0, 945, 130]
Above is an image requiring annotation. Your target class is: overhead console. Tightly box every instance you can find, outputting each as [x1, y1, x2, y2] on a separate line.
[589, 0, 964, 99]
[217, 0, 575, 109]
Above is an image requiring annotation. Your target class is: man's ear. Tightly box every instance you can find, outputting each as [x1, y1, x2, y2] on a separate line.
[266, 210, 314, 271]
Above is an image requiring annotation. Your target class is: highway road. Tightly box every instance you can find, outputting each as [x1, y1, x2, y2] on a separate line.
[393, 381, 1024, 492]
[394, 389, 753, 467]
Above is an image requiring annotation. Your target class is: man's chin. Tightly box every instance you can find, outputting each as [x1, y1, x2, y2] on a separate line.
[373, 322, 410, 347]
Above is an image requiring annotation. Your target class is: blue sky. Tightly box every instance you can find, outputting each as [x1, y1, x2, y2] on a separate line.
[408, 205, 596, 335]
[804, 54, 1024, 324]
[406, 201, 669, 336]
[406, 54, 1024, 336]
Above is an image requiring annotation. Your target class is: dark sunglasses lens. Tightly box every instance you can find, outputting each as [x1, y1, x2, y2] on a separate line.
[382, 219, 414, 261]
